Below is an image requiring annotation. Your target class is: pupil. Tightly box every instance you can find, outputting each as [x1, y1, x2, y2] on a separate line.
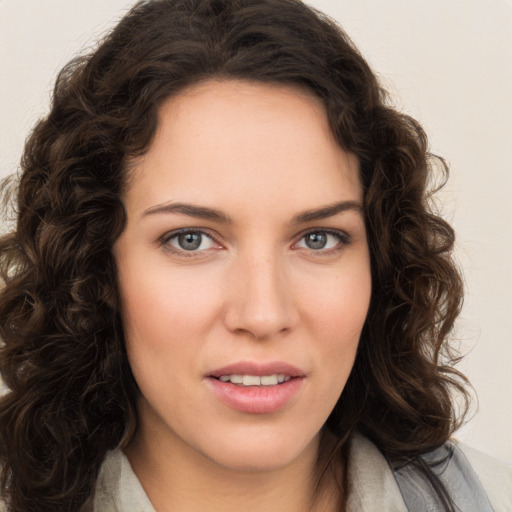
[306, 233, 327, 249]
[179, 232, 202, 250]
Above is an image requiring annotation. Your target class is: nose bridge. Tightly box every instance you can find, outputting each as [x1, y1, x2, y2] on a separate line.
[223, 245, 298, 339]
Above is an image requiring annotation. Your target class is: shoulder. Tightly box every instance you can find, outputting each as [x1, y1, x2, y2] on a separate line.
[94, 449, 155, 512]
[453, 439, 512, 512]
[0, 451, 151, 512]
[346, 432, 408, 512]
[346, 432, 512, 512]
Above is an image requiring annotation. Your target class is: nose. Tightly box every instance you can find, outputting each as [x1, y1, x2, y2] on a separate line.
[223, 251, 299, 340]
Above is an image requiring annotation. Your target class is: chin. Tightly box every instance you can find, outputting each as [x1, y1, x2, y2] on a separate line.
[193, 424, 320, 473]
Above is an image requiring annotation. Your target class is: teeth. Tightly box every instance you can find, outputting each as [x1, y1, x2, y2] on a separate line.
[217, 374, 292, 386]
[243, 375, 261, 386]
[260, 375, 278, 386]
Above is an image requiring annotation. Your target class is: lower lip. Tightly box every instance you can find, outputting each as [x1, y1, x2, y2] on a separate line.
[206, 377, 303, 414]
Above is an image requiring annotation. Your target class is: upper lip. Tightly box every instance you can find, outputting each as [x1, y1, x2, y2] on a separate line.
[208, 361, 306, 378]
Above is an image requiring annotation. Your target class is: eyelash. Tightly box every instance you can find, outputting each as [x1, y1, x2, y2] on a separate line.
[159, 228, 351, 257]
[159, 228, 218, 257]
[295, 229, 351, 256]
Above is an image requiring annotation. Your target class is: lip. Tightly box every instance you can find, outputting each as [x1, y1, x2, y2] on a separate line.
[205, 361, 305, 414]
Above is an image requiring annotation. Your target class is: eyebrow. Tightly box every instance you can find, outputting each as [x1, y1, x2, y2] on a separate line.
[291, 200, 363, 224]
[142, 202, 233, 223]
[141, 200, 363, 224]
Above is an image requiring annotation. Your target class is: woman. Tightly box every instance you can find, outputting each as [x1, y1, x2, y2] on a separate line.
[0, 0, 510, 511]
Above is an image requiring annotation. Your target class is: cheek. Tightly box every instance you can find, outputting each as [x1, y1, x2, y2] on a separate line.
[116, 261, 221, 397]
[117, 264, 223, 413]
[118, 258, 223, 343]
[301, 263, 371, 335]
[299, 258, 371, 383]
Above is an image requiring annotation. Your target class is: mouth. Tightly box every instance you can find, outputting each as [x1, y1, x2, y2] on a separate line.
[214, 374, 293, 386]
[208, 361, 305, 384]
[206, 362, 305, 414]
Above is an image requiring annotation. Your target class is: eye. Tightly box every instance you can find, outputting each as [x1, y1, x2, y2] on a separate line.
[295, 230, 348, 252]
[162, 229, 218, 253]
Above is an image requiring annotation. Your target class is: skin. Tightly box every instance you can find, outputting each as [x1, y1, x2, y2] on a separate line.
[114, 79, 372, 512]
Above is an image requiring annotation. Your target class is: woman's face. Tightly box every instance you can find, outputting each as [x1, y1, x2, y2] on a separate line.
[115, 79, 371, 472]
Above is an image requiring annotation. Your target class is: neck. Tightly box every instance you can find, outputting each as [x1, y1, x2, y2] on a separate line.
[124, 414, 342, 512]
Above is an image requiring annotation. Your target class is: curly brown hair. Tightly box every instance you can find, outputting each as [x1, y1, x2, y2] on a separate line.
[0, 0, 469, 510]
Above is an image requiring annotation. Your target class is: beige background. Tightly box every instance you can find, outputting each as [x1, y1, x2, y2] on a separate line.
[1, 0, 511, 462]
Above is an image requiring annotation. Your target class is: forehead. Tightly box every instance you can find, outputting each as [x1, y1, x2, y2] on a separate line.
[123, 79, 362, 218]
